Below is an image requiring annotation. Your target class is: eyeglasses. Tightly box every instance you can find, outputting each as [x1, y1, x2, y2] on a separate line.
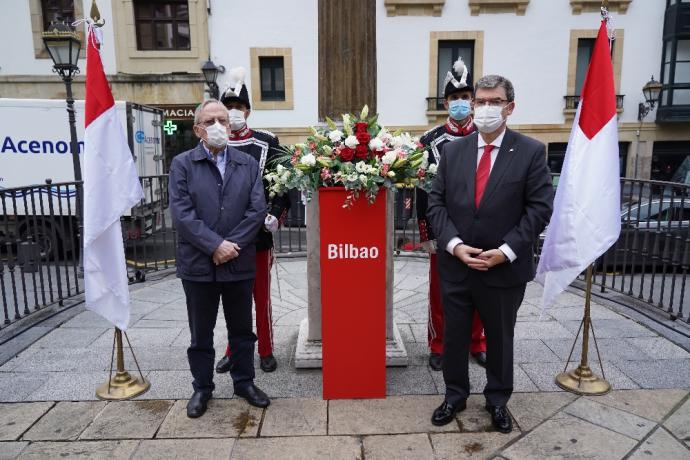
[198, 117, 229, 127]
[473, 98, 509, 107]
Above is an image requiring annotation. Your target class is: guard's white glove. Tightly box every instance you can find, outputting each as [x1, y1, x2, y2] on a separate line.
[264, 214, 279, 233]
[420, 240, 437, 254]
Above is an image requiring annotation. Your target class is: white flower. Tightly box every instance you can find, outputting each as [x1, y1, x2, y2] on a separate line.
[355, 161, 367, 173]
[387, 171, 396, 178]
[365, 164, 378, 175]
[347, 173, 358, 182]
[276, 164, 285, 173]
[359, 174, 368, 184]
[381, 150, 397, 165]
[428, 164, 438, 174]
[369, 137, 385, 151]
[300, 153, 316, 167]
[344, 135, 359, 148]
[328, 130, 344, 143]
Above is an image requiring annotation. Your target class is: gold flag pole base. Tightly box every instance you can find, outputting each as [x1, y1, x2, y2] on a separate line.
[95, 328, 151, 400]
[96, 371, 150, 400]
[556, 365, 611, 396]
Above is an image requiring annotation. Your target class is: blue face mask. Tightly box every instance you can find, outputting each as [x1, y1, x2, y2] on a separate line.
[448, 99, 472, 121]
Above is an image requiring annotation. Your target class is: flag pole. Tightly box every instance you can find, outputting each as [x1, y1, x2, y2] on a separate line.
[555, 264, 611, 395]
[96, 328, 150, 400]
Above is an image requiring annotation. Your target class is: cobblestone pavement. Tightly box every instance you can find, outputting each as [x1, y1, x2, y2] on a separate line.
[1, 258, 689, 458]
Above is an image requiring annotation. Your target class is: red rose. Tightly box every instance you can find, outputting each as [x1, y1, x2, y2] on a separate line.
[339, 147, 355, 162]
[373, 149, 384, 158]
[355, 144, 369, 160]
[355, 122, 368, 133]
[356, 131, 371, 145]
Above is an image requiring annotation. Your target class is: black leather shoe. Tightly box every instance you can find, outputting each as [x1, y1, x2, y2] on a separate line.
[186, 391, 211, 418]
[428, 353, 442, 371]
[235, 384, 270, 408]
[485, 405, 512, 433]
[431, 399, 466, 426]
[471, 351, 487, 368]
[260, 355, 277, 373]
[215, 355, 233, 374]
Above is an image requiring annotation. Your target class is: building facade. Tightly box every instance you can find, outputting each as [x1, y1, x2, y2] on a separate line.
[1, 0, 689, 181]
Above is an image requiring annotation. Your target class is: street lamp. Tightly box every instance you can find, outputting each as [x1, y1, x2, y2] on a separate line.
[201, 59, 220, 99]
[633, 76, 662, 178]
[42, 22, 84, 272]
[638, 76, 663, 122]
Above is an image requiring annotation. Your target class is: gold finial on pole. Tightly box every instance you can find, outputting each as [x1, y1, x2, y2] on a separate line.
[96, 328, 150, 400]
[90, 0, 106, 27]
[555, 265, 611, 395]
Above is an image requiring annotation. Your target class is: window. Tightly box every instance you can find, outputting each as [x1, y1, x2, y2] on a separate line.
[548, 142, 628, 177]
[41, 0, 74, 30]
[651, 141, 690, 182]
[259, 57, 286, 101]
[575, 38, 614, 95]
[661, 39, 690, 105]
[658, 0, 690, 120]
[436, 40, 474, 102]
[133, 0, 190, 51]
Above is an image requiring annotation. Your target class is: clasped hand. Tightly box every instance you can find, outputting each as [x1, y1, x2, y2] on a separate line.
[453, 244, 506, 271]
[213, 240, 240, 265]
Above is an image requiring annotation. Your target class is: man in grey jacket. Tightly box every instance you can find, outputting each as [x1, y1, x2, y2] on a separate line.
[169, 99, 269, 418]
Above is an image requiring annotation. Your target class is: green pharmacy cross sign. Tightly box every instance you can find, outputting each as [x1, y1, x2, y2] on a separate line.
[163, 120, 178, 135]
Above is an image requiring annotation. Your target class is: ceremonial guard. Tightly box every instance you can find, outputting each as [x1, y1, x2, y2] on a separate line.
[417, 58, 487, 371]
[215, 68, 290, 374]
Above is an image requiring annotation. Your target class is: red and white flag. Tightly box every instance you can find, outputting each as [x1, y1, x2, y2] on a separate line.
[535, 20, 621, 310]
[83, 27, 143, 330]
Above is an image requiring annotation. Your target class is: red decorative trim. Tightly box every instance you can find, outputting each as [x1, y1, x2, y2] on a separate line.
[445, 116, 476, 137]
[229, 125, 252, 140]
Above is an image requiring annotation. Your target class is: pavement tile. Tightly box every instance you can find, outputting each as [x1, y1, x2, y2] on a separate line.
[431, 432, 520, 459]
[0, 328, 53, 367]
[0, 402, 53, 441]
[363, 433, 433, 459]
[16, 440, 140, 459]
[514, 321, 574, 340]
[132, 438, 235, 459]
[130, 286, 184, 304]
[60, 311, 127, 329]
[615, 359, 690, 389]
[664, 397, 690, 442]
[586, 389, 688, 422]
[0, 441, 28, 459]
[156, 399, 262, 438]
[386, 365, 437, 395]
[561, 319, 657, 339]
[80, 400, 174, 440]
[429, 364, 538, 396]
[516, 305, 552, 322]
[328, 395, 458, 435]
[27, 327, 108, 349]
[563, 397, 655, 440]
[259, 397, 326, 436]
[7, 348, 107, 373]
[142, 305, 189, 322]
[514, 339, 561, 364]
[547, 305, 627, 321]
[508, 392, 578, 431]
[231, 436, 361, 460]
[502, 413, 637, 460]
[137, 370, 194, 400]
[26, 371, 111, 401]
[626, 337, 690, 360]
[0, 373, 50, 402]
[90, 328, 184, 348]
[520, 361, 639, 392]
[23, 401, 107, 441]
[130, 319, 189, 329]
[542, 337, 652, 362]
[252, 365, 323, 399]
[628, 426, 690, 459]
[408, 323, 427, 343]
[123, 346, 190, 371]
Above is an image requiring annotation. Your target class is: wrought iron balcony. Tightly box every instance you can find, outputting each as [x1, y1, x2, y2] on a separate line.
[564, 94, 625, 111]
[426, 97, 446, 112]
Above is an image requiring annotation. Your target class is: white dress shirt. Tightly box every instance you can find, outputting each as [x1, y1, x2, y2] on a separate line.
[445, 129, 517, 262]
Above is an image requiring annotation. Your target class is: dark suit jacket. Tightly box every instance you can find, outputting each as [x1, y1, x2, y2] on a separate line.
[169, 144, 267, 282]
[427, 129, 553, 288]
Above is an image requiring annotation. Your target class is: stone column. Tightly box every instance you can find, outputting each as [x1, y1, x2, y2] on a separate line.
[295, 190, 408, 368]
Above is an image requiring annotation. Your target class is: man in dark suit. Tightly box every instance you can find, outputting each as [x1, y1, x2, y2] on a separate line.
[169, 99, 270, 418]
[427, 75, 553, 432]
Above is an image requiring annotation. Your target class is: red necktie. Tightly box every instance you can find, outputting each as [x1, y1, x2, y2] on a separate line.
[475, 144, 495, 208]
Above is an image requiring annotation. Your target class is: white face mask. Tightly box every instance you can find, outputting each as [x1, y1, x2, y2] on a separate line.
[473, 105, 506, 133]
[228, 109, 246, 131]
[203, 121, 228, 149]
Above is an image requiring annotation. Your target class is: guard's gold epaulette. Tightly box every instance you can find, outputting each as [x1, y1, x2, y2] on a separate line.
[254, 128, 277, 138]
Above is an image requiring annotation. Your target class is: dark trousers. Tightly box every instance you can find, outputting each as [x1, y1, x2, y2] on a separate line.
[440, 273, 525, 407]
[182, 279, 257, 395]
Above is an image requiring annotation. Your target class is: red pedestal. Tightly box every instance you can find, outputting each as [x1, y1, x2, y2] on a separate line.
[319, 187, 387, 399]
